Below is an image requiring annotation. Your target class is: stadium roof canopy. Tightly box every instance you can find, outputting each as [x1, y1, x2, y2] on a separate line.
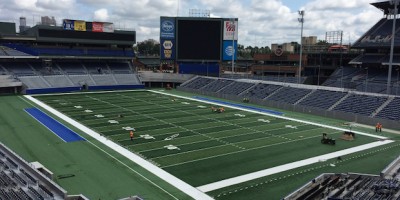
[371, 1, 400, 15]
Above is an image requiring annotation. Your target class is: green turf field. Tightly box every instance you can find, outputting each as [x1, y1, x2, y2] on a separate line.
[0, 94, 191, 200]
[1, 89, 399, 200]
[29, 90, 399, 199]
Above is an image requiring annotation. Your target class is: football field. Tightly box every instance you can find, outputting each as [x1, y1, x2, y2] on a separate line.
[24, 89, 395, 199]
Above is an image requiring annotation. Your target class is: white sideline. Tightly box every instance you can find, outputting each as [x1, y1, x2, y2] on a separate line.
[24, 95, 213, 200]
[197, 139, 394, 192]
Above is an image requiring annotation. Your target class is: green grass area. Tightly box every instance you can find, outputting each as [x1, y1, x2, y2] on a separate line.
[0, 95, 192, 200]
[31, 90, 395, 197]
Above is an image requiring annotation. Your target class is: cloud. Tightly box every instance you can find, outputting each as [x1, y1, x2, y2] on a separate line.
[94, 8, 109, 22]
[35, 0, 75, 10]
[0, 0, 390, 46]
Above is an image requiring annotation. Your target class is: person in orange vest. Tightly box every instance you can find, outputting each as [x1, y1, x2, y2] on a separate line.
[130, 131, 134, 141]
[378, 123, 382, 132]
[375, 123, 381, 132]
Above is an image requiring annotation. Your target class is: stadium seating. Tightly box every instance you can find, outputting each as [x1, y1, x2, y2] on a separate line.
[114, 74, 141, 85]
[218, 81, 255, 95]
[332, 94, 388, 116]
[179, 76, 400, 122]
[297, 90, 347, 110]
[69, 75, 96, 86]
[240, 83, 282, 99]
[220, 73, 306, 84]
[180, 76, 215, 90]
[18, 76, 50, 89]
[0, 143, 67, 200]
[285, 173, 400, 200]
[57, 62, 87, 75]
[107, 62, 132, 74]
[91, 74, 118, 85]
[83, 62, 110, 74]
[43, 75, 74, 87]
[0, 62, 35, 76]
[266, 87, 312, 104]
[200, 79, 234, 92]
[375, 97, 400, 120]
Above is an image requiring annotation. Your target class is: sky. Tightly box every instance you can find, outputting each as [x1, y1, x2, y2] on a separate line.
[0, 0, 389, 47]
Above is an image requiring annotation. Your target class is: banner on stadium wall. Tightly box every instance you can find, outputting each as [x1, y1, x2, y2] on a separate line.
[74, 20, 86, 31]
[103, 22, 114, 33]
[160, 17, 175, 39]
[223, 20, 238, 40]
[160, 39, 175, 60]
[63, 19, 74, 30]
[222, 40, 237, 61]
[92, 22, 104, 32]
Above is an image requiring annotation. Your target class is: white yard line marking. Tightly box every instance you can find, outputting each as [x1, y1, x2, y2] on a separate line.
[196, 139, 394, 192]
[24, 95, 213, 200]
[149, 90, 388, 140]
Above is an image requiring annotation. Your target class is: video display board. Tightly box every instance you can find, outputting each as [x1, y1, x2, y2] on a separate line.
[176, 19, 221, 61]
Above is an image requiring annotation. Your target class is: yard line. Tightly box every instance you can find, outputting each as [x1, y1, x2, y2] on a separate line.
[24, 94, 213, 200]
[196, 139, 394, 192]
[117, 93, 246, 150]
[160, 132, 339, 169]
[138, 125, 323, 155]
[149, 90, 388, 140]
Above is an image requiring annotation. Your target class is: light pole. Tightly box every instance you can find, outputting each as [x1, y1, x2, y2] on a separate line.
[318, 51, 322, 85]
[365, 67, 368, 92]
[231, 18, 235, 78]
[396, 67, 399, 95]
[298, 10, 305, 84]
[388, 0, 398, 94]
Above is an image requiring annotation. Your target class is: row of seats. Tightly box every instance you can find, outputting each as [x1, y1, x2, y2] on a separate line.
[323, 66, 400, 95]
[2, 43, 134, 57]
[0, 61, 133, 76]
[18, 73, 142, 89]
[180, 76, 399, 120]
[0, 148, 62, 200]
[287, 174, 400, 200]
[219, 73, 306, 84]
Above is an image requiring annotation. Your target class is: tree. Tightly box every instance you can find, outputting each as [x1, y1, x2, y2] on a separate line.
[136, 39, 160, 56]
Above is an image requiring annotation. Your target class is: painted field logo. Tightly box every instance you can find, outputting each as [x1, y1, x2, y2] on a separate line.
[162, 21, 174, 32]
[225, 45, 235, 57]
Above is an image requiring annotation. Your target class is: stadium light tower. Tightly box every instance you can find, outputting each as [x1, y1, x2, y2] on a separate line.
[298, 10, 305, 84]
[231, 18, 235, 78]
[388, 0, 399, 94]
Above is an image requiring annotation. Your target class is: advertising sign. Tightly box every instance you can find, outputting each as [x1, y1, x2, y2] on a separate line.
[92, 22, 104, 32]
[103, 23, 114, 33]
[63, 19, 74, 30]
[160, 39, 175, 60]
[223, 20, 238, 40]
[160, 17, 175, 39]
[74, 21, 86, 31]
[222, 40, 237, 61]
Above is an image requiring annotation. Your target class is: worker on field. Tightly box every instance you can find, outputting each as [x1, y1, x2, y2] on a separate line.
[378, 123, 382, 132]
[130, 131, 134, 141]
[375, 122, 381, 132]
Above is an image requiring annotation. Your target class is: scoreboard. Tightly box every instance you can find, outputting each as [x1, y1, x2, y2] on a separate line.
[160, 17, 238, 62]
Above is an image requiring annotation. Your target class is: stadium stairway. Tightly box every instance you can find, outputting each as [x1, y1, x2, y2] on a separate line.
[328, 93, 351, 111]
[294, 89, 316, 105]
[371, 96, 395, 118]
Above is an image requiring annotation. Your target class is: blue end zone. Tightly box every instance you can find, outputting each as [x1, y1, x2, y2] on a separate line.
[193, 96, 284, 116]
[25, 108, 86, 143]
